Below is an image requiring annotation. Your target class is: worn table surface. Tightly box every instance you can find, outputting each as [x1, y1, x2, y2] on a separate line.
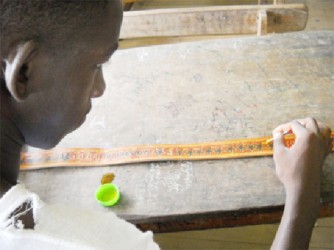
[20, 31, 334, 233]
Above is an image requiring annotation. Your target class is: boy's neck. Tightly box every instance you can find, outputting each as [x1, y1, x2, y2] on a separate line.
[1, 114, 24, 186]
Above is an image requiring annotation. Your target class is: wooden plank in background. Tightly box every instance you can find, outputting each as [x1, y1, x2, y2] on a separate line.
[120, 4, 308, 39]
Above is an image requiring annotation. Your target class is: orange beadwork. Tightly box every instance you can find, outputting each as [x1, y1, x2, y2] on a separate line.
[20, 132, 334, 170]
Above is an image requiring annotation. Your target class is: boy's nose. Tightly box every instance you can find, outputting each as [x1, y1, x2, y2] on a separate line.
[91, 69, 106, 98]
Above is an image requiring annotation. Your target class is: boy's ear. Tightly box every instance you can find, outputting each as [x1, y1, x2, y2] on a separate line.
[4, 40, 38, 102]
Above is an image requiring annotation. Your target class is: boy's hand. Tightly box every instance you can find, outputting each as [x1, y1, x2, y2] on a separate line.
[273, 117, 331, 194]
[271, 117, 331, 250]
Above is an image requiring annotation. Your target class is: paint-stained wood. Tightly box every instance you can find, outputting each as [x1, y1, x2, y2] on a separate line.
[122, 0, 140, 4]
[122, 0, 141, 11]
[20, 31, 334, 232]
[120, 4, 308, 39]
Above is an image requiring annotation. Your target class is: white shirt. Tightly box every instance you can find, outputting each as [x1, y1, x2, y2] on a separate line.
[0, 184, 160, 250]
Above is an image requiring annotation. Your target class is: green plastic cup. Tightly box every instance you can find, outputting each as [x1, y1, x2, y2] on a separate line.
[95, 183, 120, 207]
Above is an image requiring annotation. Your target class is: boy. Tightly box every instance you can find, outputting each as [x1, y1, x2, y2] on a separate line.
[0, 1, 332, 249]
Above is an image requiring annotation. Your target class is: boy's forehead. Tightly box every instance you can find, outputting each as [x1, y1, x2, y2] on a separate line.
[90, 2, 122, 43]
[70, 4, 122, 55]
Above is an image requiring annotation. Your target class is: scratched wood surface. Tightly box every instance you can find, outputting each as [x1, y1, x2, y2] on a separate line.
[20, 31, 334, 232]
[120, 4, 308, 38]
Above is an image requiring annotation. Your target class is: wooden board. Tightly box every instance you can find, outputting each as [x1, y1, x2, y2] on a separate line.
[19, 31, 334, 232]
[130, 0, 272, 9]
[120, 4, 308, 38]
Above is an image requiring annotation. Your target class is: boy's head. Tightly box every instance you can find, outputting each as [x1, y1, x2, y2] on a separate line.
[0, 0, 123, 149]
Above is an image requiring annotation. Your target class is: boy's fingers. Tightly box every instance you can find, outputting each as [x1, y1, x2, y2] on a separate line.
[273, 130, 286, 154]
[273, 123, 292, 134]
[297, 117, 320, 135]
[290, 120, 307, 137]
[322, 127, 332, 155]
[273, 119, 332, 161]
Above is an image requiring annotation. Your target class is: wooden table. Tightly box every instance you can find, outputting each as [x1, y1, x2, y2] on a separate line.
[20, 31, 334, 233]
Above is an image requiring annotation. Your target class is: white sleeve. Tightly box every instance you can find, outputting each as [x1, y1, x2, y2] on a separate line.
[0, 184, 160, 250]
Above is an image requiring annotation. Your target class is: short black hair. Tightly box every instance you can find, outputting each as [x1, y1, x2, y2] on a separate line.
[0, 0, 110, 57]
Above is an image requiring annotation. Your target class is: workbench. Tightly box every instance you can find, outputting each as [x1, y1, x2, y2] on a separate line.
[20, 31, 334, 233]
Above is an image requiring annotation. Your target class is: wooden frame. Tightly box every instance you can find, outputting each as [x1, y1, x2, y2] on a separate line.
[120, 4, 308, 39]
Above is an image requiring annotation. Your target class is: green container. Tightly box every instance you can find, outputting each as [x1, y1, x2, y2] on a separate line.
[95, 183, 120, 207]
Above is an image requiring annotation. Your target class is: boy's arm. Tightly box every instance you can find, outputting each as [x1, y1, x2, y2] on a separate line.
[271, 118, 332, 250]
